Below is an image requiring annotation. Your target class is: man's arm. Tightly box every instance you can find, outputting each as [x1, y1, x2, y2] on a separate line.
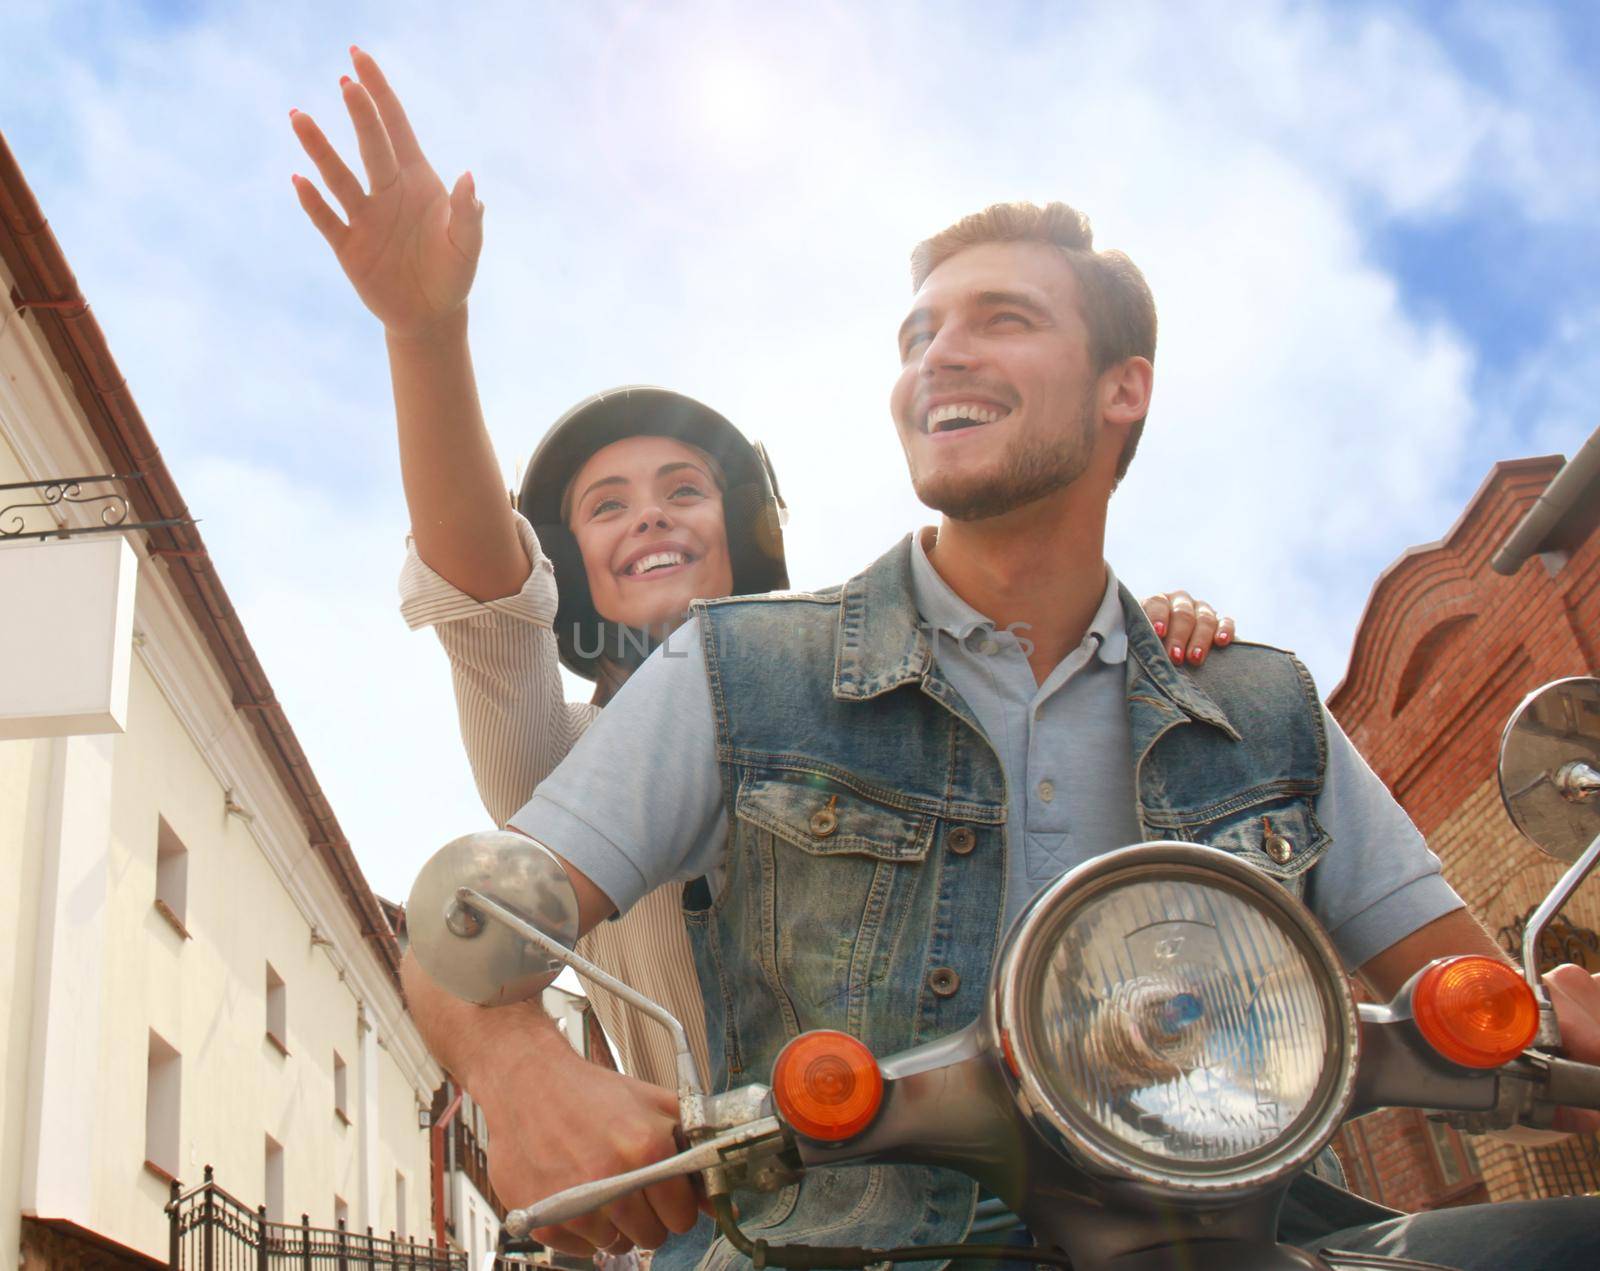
[410, 627, 727, 1251]
[401, 943, 698, 1256]
[506, 621, 731, 914]
[1354, 903, 1600, 1134]
[1312, 715, 1600, 1133]
[1355, 906, 1504, 1000]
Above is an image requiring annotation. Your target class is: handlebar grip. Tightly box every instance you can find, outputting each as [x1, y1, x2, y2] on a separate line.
[1541, 1056, 1600, 1111]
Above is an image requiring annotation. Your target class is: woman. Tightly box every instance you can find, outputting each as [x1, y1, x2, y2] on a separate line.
[399, 384, 790, 1089]
[290, 47, 1233, 1252]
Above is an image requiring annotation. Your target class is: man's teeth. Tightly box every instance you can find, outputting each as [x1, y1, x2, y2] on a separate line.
[926, 403, 1009, 432]
[626, 551, 689, 576]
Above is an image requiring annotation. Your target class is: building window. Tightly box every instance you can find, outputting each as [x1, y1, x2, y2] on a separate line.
[334, 1051, 350, 1124]
[264, 1135, 285, 1222]
[334, 1195, 349, 1230]
[265, 963, 288, 1054]
[394, 1171, 407, 1240]
[144, 1030, 181, 1180]
[154, 818, 190, 937]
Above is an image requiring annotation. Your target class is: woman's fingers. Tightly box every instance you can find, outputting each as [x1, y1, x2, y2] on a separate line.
[1164, 590, 1196, 665]
[340, 75, 400, 192]
[288, 109, 366, 216]
[1188, 605, 1219, 667]
[350, 45, 427, 167]
[290, 174, 347, 248]
[446, 170, 485, 264]
[1145, 592, 1238, 666]
[1141, 593, 1171, 642]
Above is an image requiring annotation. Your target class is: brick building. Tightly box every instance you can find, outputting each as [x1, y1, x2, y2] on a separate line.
[1326, 434, 1600, 1210]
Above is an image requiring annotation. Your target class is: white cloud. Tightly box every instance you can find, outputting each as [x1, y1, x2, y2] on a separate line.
[3, 0, 1597, 893]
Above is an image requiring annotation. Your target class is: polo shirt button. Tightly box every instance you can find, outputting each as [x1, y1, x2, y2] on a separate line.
[928, 967, 960, 997]
[1037, 779, 1055, 803]
[947, 826, 976, 855]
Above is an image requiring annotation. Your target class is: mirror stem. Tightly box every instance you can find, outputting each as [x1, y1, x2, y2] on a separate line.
[1522, 829, 1600, 1037]
[455, 886, 708, 1103]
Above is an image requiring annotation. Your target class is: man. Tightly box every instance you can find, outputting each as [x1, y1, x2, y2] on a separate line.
[406, 201, 1600, 1267]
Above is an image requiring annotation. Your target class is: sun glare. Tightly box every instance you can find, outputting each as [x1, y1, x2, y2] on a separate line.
[690, 53, 776, 148]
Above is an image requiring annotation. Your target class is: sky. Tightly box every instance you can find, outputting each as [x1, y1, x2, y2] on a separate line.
[3, 0, 1598, 904]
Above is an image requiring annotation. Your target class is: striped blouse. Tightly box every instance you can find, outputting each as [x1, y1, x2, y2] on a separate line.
[399, 513, 710, 1090]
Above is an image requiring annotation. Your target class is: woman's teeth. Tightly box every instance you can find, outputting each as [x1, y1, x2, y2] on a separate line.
[926, 403, 1009, 433]
[625, 551, 689, 576]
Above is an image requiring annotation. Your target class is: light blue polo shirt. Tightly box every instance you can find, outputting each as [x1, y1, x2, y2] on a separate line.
[511, 539, 1463, 970]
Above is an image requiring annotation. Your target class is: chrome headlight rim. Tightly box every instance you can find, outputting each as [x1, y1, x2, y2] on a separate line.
[990, 842, 1359, 1195]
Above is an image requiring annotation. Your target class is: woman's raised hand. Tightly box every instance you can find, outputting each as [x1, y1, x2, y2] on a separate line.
[290, 47, 482, 340]
[1141, 590, 1235, 667]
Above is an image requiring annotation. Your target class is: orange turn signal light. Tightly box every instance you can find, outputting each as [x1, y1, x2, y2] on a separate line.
[1413, 955, 1539, 1069]
[772, 1030, 884, 1143]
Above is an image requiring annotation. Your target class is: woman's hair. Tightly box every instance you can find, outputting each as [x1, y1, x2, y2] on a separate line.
[559, 437, 729, 528]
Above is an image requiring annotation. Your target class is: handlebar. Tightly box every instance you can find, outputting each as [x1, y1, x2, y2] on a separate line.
[503, 1116, 785, 1237]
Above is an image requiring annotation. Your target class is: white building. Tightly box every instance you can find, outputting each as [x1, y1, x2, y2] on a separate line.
[0, 134, 442, 1268]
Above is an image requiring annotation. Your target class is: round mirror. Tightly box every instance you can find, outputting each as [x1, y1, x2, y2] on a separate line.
[406, 831, 580, 1006]
[1498, 677, 1600, 864]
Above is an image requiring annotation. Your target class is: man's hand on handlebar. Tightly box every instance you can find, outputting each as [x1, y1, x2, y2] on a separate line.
[400, 863, 696, 1260]
[472, 1030, 701, 1256]
[1545, 963, 1600, 1133]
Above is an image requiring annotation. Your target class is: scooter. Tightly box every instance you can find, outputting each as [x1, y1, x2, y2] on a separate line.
[407, 676, 1600, 1271]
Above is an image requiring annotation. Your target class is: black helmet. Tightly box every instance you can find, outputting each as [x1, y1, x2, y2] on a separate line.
[518, 386, 789, 679]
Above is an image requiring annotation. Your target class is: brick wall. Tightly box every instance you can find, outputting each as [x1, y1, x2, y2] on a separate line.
[1325, 454, 1600, 1209]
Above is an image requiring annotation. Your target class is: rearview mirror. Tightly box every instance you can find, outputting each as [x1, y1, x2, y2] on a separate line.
[406, 831, 580, 1006]
[1498, 676, 1600, 864]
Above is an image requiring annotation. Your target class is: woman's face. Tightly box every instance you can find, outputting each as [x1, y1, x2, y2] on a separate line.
[567, 435, 735, 630]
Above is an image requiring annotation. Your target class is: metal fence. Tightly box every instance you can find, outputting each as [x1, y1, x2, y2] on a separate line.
[168, 1167, 466, 1271]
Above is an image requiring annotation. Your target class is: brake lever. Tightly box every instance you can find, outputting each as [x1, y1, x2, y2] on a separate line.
[503, 1117, 785, 1236]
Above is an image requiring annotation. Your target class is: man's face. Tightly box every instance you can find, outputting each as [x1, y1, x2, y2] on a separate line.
[890, 240, 1101, 521]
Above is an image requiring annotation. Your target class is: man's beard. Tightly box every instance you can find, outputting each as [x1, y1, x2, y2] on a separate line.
[913, 395, 1095, 522]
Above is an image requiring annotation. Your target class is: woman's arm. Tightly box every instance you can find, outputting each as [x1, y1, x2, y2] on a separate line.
[400, 514, 600, 825]
[294, 50, 591, 820]
[290, 47, 526, 600]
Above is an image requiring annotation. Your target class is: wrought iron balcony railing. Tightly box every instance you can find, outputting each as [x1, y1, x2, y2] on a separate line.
[167, 1166, 465, 1271]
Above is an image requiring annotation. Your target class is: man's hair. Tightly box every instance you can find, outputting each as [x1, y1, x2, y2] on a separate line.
[910, 201, 1156, 480]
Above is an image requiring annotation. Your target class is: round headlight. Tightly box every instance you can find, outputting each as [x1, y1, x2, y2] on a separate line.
[993, 843, 1357, 1193]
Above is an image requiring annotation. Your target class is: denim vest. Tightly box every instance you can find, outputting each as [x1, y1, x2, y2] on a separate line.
[677, 539, 1331, 1270]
